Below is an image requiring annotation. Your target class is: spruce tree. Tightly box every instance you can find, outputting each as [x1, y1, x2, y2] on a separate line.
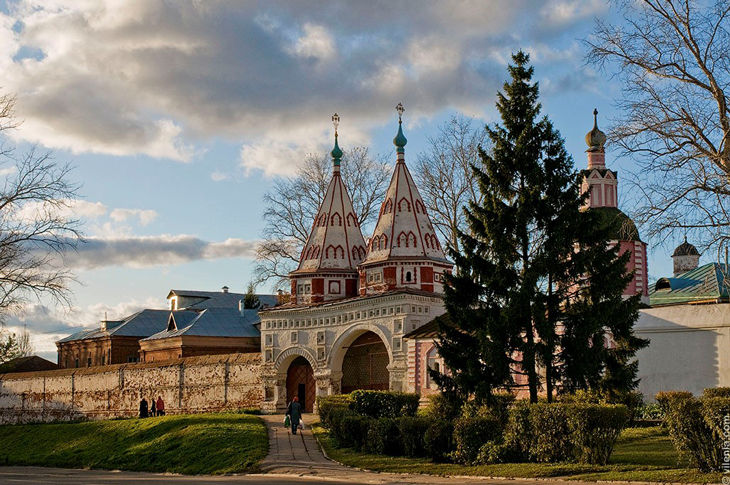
[242, 282, 261, 310]
[434, 51, 647, 404]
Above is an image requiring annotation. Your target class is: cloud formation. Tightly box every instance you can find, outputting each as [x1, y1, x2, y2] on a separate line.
[0, 1, 607, 175]
[65, 235, 258, 270]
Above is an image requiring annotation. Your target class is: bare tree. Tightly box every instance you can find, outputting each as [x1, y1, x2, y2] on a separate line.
[254, 147, 389, 288]
[414, 114, 488, 252]
[0, 92, 81, 322]
[586, 0, 730, 258]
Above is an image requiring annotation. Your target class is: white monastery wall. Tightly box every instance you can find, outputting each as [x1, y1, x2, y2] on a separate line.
[0, 353, 261, 424]
[635, 303, 730, 399]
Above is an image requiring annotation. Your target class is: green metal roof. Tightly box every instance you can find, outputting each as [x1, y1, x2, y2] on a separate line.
[649, 262, 729, 306]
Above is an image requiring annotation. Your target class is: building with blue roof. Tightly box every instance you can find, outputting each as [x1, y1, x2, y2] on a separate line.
[56, 287, 279, 368]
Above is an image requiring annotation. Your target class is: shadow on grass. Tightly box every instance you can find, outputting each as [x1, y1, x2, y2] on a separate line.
[0, 412, 268, 475]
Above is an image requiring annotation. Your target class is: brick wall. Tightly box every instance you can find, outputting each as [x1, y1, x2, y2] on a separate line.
[0, 352, 262, 424]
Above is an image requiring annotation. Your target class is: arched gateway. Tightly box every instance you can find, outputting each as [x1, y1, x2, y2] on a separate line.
[286, 356, 315, 413]
[341, 331, 389, 393]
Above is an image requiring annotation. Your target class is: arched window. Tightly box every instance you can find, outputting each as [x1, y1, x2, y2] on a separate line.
[383, 199, 393, 214]
[319, 214, 328, 227]
[398, 198, 411, 212]
[347, 213, 357, 227]
[380, 234, 388, 249]
[424, 234, 431, 249]
[406, 271, 412, 282]
[331, 213, 342, 226]
[398, 232, 408, 247]
[415, 200, 425, 214]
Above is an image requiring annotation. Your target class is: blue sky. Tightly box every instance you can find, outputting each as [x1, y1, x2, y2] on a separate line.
[0, 0, 685, 360]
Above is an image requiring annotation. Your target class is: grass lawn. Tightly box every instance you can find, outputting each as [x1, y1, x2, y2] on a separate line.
[0, 412, 268, 475]
[312, 424, 722, 483]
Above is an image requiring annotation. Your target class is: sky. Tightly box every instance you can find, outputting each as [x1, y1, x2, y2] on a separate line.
[0, 0, 687, 361]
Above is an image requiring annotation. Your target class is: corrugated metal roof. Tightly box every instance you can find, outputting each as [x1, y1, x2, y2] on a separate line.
[57, 310, 173, 343]
[167, 289, 279, 309]
[141, 307, 261, 341]
[650, 263, 729, 306]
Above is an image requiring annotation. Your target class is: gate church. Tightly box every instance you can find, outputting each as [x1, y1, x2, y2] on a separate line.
[259, 106, 453, 413]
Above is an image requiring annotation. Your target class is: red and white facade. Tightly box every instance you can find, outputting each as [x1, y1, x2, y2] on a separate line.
[581, 110, 649, 303]
[259, 113, 451, 412]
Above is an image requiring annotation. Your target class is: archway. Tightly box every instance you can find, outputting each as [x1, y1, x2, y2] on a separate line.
[286, 356, 315, 413]
[341, 331, 389, 393]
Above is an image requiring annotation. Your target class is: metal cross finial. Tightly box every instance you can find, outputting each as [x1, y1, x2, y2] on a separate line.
[332, 113, 340, 135]
[593, 108, 598, 125]
[396, 103, 405, 123]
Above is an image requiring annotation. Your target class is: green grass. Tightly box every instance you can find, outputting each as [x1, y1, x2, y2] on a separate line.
[312, 424, 722, 483]
[0, 412, 268, 475]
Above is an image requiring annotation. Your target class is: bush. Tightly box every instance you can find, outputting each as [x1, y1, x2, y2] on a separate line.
[423, 393, 462, 421]
[502, 401, 532, 461]
[398, 416, 430, 457]
[655, 390, 693, 415]
[661, 393, 729, 471]
[567, 404, 629, 465]
[330, 412, 370, 450]
[424, 419, 454, 462]
[528, 403, 573, 463]
[451, 416, 503, 465]
[703, 387, 730, 398]
[364, 417, 401, 455]
[350, 390, 420, 419]
[635, 402, 664, 421]
[460, 393, 515, 428]
[317, 394, 352, 428]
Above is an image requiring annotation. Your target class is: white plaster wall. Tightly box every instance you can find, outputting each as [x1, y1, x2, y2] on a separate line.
[635, 303, 730, 399]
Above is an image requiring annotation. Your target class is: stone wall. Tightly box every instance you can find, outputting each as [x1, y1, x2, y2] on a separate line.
[0, 352, 262, 424]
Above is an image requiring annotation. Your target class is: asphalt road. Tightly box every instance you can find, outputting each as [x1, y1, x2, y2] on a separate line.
[0, 466, 531, 485]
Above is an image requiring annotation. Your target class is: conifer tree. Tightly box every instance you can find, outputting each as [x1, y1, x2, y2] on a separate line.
[434, 51, 647, 404]
[242, 282, 261, 310]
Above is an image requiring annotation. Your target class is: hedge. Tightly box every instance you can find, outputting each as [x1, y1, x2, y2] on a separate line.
[322, 393, 629, 466]
[659, 390, 730, 472]
[317, 394, 353, 428]
[350, 390, 420, 419]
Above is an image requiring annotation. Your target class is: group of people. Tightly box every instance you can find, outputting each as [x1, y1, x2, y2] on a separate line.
[139, 396, 165, 418]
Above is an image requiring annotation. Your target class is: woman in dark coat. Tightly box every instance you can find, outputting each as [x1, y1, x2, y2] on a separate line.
[285, 397, 302, 435]
[139, 397, 149, 418]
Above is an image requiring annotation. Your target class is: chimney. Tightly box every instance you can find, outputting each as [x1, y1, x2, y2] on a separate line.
[100, 320, 107, 331]
[222, 286, 229, 293]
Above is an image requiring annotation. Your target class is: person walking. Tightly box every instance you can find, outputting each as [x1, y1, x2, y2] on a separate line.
[285, 396, 302, 435]
[150, 399, 156, 417]
[139, 397, 148, 418]
[156, 396, 165, 416]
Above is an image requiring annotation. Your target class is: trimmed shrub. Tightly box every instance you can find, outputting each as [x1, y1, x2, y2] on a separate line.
[703, 387, 730, 398]
[503, 401, 532, 461]
[460, 393, 515, 428]
[528, 403, 573, 463]
[364, 417, 401, 455]
[350, 390, 420, 419]
[317, 394, 352, 428]
[398, 416, 430, 457]
[451, 416, 503, 465]
[655, 390, 693, 415]
[424, 419, 454, 462]
[567, 404, 629, 465]
[331, 412, 370, 450]
[423, 393, 462, 421]
[661, 393, 729, 471]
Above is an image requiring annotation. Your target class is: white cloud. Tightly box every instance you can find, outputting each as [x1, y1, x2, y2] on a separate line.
[0, 0, 601, 172]
[289, 23, 335, 61]
[210, 171, 229, 182]
[64, 234, 259, 270]
[0, 165, 17, 177]
[110, 208, 158, 226]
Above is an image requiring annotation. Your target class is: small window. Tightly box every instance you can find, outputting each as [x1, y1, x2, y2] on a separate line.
[101, 355, 106, 365]
[406, 271, 412, 282]
[87, 357, 92, 367]
[74, 358, 79, 368]
[434, 362, 440, 373]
